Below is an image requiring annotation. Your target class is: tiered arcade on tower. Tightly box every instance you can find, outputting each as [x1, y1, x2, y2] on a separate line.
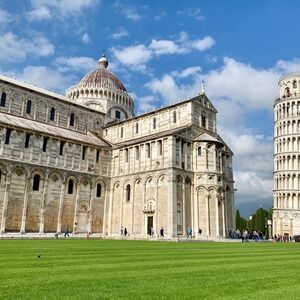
[273, 73, 300, 237]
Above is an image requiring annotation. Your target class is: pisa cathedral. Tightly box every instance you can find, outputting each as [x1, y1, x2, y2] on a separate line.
[273, 73, 300, 237]
[0, 54, 235, 238]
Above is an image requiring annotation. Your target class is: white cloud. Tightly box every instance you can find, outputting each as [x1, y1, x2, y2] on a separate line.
[171, 66, 202, 78]
[81, 32, 91, 44]
[110, 27, 129, 40]
[54, 56, 97, 72]
[154, 11, 167, 21]
[142, 56, 300, 208]
[234, 171, 273, 202]
[205, 57, 279, 110]
[137, 95, 158, 113]
[112, 33, 215, 71]
[0, 32, 54, 62]
[113, 1, 141, 20]
[111, 44, 153, 71]
[192, 36, 215, 51]
[11, 66, 75, 93]
[149, 39, 187, 55]
[28, 0, 99, 21]
[0, 8, 13, 27]
[177, 8, 205, 21]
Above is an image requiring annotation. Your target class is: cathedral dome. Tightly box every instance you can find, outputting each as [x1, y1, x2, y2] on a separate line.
[79, 55, 126, 92]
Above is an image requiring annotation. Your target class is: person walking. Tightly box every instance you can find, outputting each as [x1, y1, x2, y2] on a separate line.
[120, 226, 123, 235]
[64, 225, 70, 238]
[124, 227, 128, 236]
[160, 226, 164, 238]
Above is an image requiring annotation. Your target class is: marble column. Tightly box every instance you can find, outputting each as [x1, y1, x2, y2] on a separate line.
[39, 177, 49, 234]
[0, 173, 11, 233]
[88, 184, 94, 234]
[221, 196, 226, 237]
[192, 186, 198, 238]
[215, 195, 220, 236]
[182, 181, 186, 235]
[72, 182, 81, 233]
[20, 177, 31, 233]
[206, 193, 210, 236]
[57, 181, 66, 233]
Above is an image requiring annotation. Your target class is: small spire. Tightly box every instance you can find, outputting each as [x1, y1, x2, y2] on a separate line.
[98, 54, 109, 68]
[201, 80, 205, 95]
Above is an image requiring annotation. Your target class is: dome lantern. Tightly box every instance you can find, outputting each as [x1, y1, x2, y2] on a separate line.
[98, 54, 108, 69]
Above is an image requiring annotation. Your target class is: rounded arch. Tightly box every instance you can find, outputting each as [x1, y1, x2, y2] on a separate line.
[30, 168, 45, 179]
[107, 106, 129, 119]
[113, 181, 120, 190]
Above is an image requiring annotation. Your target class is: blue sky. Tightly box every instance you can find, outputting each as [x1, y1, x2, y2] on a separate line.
[1, 0, 299, 216]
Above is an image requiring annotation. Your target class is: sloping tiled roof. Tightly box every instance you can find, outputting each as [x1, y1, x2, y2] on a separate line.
[0, 112, 110, 147]
[193, 132, 224, 144]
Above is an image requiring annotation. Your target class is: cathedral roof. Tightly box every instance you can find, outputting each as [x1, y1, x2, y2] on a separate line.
[78, 55, 127, 92]
[0, 112, 110, 147]
[194, 132, 223, 144]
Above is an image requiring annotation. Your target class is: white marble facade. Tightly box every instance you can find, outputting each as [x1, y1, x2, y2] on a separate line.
[0, 55, 235, 238]
[273, 73, 300, 237]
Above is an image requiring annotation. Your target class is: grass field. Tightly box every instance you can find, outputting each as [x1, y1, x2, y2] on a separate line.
[0, 240, 299, 299]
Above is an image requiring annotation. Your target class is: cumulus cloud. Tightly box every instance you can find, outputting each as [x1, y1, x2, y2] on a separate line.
[10, 66, 75, 93]
[0, 32, 54, 62]
[27, 0, 99, 21]
[192, 36, 215, 51]
[81, 32, 91, 44]
[113, 1, 141, 20]
[149, 39, 187, 55]
[110, 27, 129, 40]
[142, 56, 300, 210]
[111, 33, 215, 71]
[54, 56, 97, 72]
[111, 44, 153, 71]
[0, 8, 13, 27]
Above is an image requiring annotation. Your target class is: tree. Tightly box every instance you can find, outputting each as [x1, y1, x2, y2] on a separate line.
[235, 209, 247, 231]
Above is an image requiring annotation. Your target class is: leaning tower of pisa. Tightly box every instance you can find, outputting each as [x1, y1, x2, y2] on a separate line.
[273, 73, 300, 238]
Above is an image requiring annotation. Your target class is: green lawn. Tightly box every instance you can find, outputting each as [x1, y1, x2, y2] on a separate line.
[0, 239, 299, 299]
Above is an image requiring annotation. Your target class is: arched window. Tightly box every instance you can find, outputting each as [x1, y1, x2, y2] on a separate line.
[50, 107, 55, 121]
[293, 80, 297, 89]
[197, 147, 201, 156]
[26, 100, 32, 114]
[126, 184, 131, 201]
[0, 92, 6, 107]
[158, 140, 162, 155]
[33, 174, 40, 191]
[173, 111, 177, 123]
[201, 115, 206, 128]
[285, 87, 290, 97]
[115, 110, 121, 119]
[153, 117, 156, 129]
[96, 183, 102, 198]
[70, 113, 75, 126]
[68, 179, 74, 194]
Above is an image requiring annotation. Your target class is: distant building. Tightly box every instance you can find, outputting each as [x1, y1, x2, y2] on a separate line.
[0, 54, 234, 238]
[273, 73, 300, 237]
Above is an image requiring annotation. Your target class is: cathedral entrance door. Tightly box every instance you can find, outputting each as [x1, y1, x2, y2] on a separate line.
[77, 212, 88, 233]
[147, 216, 153, 235]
